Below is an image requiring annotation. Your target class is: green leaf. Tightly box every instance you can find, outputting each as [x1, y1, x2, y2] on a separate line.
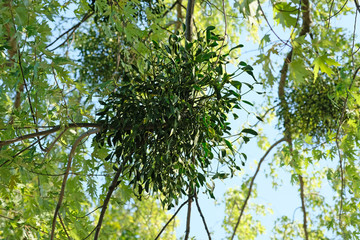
[229, 44, 244, 52]
[273, 2, 298, 28]
[241, 128, 258, 136]
[313, 55, 340, 80]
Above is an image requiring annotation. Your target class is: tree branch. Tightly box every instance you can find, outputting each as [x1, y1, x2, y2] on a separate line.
[50, 128, 100, 240]
[298, 175, 308, 240]
[194, 192, 212, 239]
[230, 138, 286, 240]
[46, 11, 94, 51]
[184, 189, 193, 240]
[185, 0, 195, 41]
[93, 159, 127, 239]
[155, 198, 190, 240]
[58, 214, 71, 240]
[0, 123, 101, 147]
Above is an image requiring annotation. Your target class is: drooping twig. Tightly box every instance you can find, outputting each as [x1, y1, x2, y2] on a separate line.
[154, 198, 190, 240]
[50, 128, 100, 239]
[230, 138, 285, 240]
[93, 159, 127, 239]
[194, 192, 212, 239]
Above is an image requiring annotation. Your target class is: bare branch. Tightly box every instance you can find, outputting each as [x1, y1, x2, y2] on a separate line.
[194, 192, 212, 239]
[230, 138, 286, 240]
[155, 198, 190, 240]
[184, 190, 193, 240]
[50, 128, 100, 239]
[93, 160, 127, 239]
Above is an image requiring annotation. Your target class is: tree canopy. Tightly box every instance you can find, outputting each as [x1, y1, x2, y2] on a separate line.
[0, 0, 360, 239]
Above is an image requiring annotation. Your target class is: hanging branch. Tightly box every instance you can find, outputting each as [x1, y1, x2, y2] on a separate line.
[155, 199, 190, 240]
[194, 192, 212, 239]
[93, 159, 128, 239]
[50, 128, 100, 240]
[230, 138, 285, 240]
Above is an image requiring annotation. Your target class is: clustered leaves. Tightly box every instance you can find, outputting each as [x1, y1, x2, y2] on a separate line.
[95, 28, 255, 207]
[279, 72, 346, 140]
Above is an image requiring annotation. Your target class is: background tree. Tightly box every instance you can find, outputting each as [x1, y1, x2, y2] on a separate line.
[1, 0, 360, 239]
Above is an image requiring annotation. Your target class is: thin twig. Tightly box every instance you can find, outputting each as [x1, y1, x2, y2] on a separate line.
[213, 0, 228, 68]
[257, 0, 291, 48]
[58, 214, 71, 240]
[194, 192, 212, 239]
[230, 138, 286, 240]
[327, 0, 348, 23]
[46, 12, 94, 50]
[0, 135, 47, 168]
[9, 5, 46, 151]
[50, 128, 100, 239]
[77, 205, 103, 219]
[45, 129, 67, 154]
[327, 0, 335, 27]
[154, 199, 190, 240]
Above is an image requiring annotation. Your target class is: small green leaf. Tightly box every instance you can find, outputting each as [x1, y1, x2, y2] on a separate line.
[241, 128, 258, 135]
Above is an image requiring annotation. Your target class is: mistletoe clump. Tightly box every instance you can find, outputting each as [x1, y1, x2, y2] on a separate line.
[279, 73, 346, 141]
[95, 28, 256, 207]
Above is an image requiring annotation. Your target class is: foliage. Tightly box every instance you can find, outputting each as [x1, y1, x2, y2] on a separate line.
[94, 29, 255, 207]
[1, 0, 360, 239]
